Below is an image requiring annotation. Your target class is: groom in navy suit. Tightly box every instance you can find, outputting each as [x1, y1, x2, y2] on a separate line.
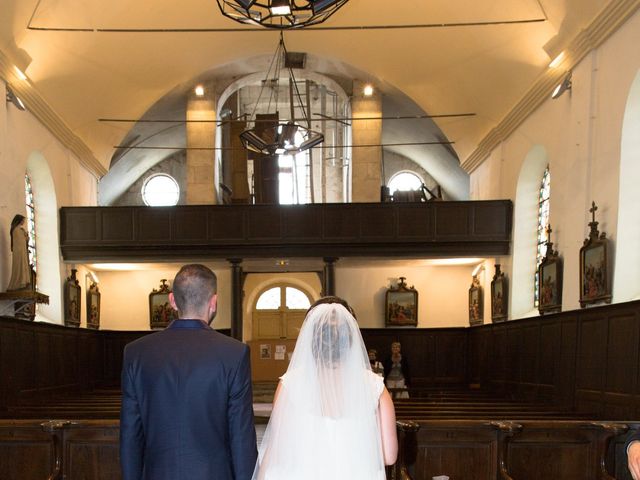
[120, 264, 257, 480]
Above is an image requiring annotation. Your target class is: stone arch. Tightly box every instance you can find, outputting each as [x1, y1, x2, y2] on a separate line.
[613, 69, 640, 301]
[26, 152, 63, 324]
[511, 145, 549, 319]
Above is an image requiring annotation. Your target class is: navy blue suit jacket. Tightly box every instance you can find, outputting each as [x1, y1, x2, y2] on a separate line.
[120, 319, 257, 480]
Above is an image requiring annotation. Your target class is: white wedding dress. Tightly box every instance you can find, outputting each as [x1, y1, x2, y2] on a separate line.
[252, 303, 387, 480]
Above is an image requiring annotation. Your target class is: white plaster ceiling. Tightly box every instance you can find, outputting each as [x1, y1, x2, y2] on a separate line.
[0, 0, 610, 189]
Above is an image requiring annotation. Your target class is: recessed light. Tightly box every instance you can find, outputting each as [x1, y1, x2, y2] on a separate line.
[194, 85, 205, 96]
[363, 84, 374, 96]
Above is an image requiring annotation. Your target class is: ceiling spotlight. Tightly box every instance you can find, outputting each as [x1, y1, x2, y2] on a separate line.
[363, 84, 374, 96]
[194, 85, 205, 96]
[5, 86, 26, 111]
[551, 72, 572, 99]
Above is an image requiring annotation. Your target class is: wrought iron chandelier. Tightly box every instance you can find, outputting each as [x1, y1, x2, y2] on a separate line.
[216, 0, 350, 29]
[239, 34, 324, 156]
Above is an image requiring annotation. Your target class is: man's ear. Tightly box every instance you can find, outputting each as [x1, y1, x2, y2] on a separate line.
[169, 292, 178, 311]
[209, 294, 218, 312]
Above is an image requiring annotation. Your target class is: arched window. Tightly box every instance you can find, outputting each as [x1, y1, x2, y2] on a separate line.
[24, 173, 37, 273]
[142, 173, 180, 206]
[254, 284, 312, 339]
[534, 166, 550, 306]
[256, 285, 312, 310]
[388, 171, 423, 194]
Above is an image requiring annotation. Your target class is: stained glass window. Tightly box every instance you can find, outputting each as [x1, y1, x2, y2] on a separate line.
[534, 166, 550, 306]
[24, 174, 36, 272]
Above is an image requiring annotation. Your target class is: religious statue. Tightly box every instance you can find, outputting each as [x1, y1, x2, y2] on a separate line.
[7, 214, 33, 291]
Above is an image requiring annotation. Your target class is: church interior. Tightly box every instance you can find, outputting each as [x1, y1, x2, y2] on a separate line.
[2, 0, 640, 478]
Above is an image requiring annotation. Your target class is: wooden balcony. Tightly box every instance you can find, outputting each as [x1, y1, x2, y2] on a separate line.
[59, 201, 512, 262]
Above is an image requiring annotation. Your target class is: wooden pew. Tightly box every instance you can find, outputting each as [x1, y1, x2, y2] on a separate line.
[393, 420, 629, 480]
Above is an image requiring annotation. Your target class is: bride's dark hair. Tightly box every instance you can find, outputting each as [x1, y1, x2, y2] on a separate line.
[311, 306, 353, 366]
[307, 295, 357, 319]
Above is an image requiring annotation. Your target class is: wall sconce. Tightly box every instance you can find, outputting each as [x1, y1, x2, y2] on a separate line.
[551, 72, 572, 99]
[471, 262, 485, 278]
[5, 86, 26, 111]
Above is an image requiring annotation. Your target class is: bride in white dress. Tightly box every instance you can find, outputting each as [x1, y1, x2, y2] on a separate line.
[252, 297, 398, 480]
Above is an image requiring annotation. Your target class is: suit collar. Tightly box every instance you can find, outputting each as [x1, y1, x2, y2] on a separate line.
[167, 319, 211, 330]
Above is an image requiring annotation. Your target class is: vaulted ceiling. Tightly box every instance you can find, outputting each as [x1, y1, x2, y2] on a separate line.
[0, 0, 621, 192]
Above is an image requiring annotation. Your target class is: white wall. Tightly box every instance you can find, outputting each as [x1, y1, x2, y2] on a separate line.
[335, 263, 480, 328]
[94, 267, 231, 331]
[470, 11, 640, 318]
[0, 80, 97, 324]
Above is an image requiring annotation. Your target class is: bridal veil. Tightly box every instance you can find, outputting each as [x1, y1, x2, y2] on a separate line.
[252, 302, 386, 480]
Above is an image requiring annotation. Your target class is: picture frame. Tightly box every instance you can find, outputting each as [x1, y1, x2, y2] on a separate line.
[468, 275, 483, 326]
[260, 344, 272, 360]
[538, 231, 563, 314]
[149, 279, 178, 330]
[86, 282, 101, 329]
[64, 268, 81, 328]
[385, 277, 418, 327]
[579, 202, 611, 308]
[490, 264, 508, 323]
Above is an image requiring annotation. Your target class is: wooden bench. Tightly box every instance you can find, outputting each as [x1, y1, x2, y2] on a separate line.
[393, 419, 631, 480]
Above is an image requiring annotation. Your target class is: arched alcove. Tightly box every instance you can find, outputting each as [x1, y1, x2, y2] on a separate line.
[613, 70, 640, 301]
[26, 152, 63, 324]
[511, 145, 549, 319]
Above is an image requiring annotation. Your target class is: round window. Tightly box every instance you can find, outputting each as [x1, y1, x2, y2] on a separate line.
[388, 171, 423, 194]
[142, 174, 180, 206]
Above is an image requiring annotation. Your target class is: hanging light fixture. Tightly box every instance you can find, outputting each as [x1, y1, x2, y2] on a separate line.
[216, 0, 350, 29]
[239, 33, 324, 156]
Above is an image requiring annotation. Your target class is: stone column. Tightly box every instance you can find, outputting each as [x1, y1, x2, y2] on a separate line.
[229, 259, 243, 340]
[351, 80, 382, 202]
[186, 83, 217, 204]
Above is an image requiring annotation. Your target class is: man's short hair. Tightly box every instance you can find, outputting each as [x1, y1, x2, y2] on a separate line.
[172, 264, 217, 313]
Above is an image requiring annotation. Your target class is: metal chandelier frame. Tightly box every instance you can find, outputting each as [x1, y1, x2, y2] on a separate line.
[216, 0, 350, 29]
[239, 33, 324, 156]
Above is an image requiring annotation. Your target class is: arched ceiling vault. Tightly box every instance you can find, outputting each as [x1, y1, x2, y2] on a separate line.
[0, 0, 620, 190]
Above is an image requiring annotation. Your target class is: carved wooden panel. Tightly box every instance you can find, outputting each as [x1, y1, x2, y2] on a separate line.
[0, 423, 54, 480]
[64, 424, 120, 480]
[282, 206, 322, 240]
[507, 427, 596, 479]
[473, 202, 511, 237]
[208, 208, 244, 241]
[322, 206, 359, 240]
[434, 204, 470, 238]
[247, 206, 282, 240]
[137, 208, 172, 242]
[101, 209, 134, 241]
[414, 425, 497, 480]
[359, 205, 395, 239]
[173, 207, 208, 241]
